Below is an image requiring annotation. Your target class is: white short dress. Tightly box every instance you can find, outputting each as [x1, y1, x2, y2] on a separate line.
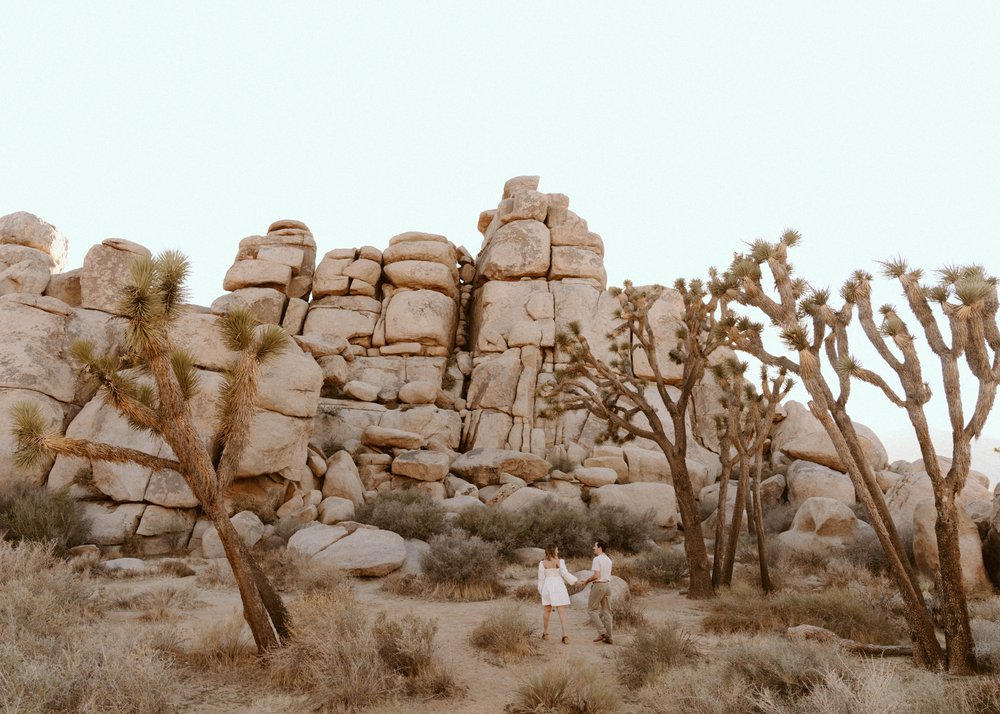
[537, 558, 579, 607]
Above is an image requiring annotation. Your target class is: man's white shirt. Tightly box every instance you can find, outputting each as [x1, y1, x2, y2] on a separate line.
[591, 553, 612, 582]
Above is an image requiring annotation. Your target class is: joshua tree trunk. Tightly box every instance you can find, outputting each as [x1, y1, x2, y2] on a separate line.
[661, 429, 714, 598]
[750, 454, 772, 593]
[712, 456, 733, 588]
[205, 503, 281, 651]
[720, 458, 750, 587]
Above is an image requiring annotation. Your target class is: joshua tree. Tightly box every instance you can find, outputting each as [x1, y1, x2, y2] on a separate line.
[540, 278, 733, 599]
[829, 262, 998, 674]
[723, 230, 945, 669]
[11, 251, 289, 652]
[710, 358, 791, 592]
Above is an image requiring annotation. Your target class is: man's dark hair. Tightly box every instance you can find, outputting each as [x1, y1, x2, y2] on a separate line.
[595, 539, 608, 552]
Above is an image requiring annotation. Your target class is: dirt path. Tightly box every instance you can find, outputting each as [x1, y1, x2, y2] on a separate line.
[98, 570, 715, 713]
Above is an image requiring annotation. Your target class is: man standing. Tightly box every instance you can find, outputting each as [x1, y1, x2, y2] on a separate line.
[583, 539, 613, 644]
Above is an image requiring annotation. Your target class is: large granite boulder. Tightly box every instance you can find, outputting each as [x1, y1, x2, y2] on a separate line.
[588, 483, 678, 528]
[912, 499, 990, 592]
[0, 211, 68, 271]
[450, 448, 550, 487]
[786, 460, 856, 509]
[771, 401, 888, 473]
[312, 527, 406, 576]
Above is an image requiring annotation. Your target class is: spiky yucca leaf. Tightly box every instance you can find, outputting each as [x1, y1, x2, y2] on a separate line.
[953, 275, 992, 307]
[879, 257, 909, 279]
[779, 324, 810, 351]
[9, 402, 49, 469]
[927, 285, 950, 303]
[781, 229, 802, 246]
[834, 355, 861, 378]
[254, 325, 288, 364]
[749, 239, 773, 263]
[170, 349, 201, 400]
[219, 309, 258, 352]
[154, 250, 190, 316]
[68, 339, 97, 366]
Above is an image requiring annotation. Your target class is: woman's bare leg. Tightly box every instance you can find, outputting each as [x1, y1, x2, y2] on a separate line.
[555, 606, 569, 639]
[543, 605, 552, 637]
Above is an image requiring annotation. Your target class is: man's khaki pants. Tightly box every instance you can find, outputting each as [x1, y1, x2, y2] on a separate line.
[588, 581, 613, 639]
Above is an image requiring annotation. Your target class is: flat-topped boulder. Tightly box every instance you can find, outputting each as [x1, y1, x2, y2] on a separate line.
[449, 448, 550, 487]
[362, 426, 424, 450]
[772, 401, 888, 473]
[588, 483, 679, 529]
[312, 527, 406, 576]
[391, 450, 450, 482]
[288, 523, 349, 557]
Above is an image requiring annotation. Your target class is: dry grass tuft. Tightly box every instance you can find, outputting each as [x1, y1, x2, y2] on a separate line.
[510, 582, 540, 601]
[637, 660, 745, 714]
[381, 572, 426, 597]
[723, 635, 848, 699]
[266, 585, 460, 711]
[195, 559, 237, 589]
[180, 610, 258, 669]
[507, 658, 621, 713]
[0, 540, 177, 713]
[615, 547, 688, 588]
[0, 482, 91, 556]
[156, 558, 196, 578]
[610, 597, 648, 631]
[251, 546, 345, 594]
[106, 584, 203, 622]
[616, 625, 698, 690]
[470, 604, 537, 662]
[703, 582, 906, 644]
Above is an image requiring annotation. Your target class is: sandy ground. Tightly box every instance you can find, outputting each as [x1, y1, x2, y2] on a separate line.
[98, 566, 717, 714]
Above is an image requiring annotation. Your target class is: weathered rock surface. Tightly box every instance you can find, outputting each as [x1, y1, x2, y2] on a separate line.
[450, 448, 550, 487]
[312, 528, 406, 575]
[588, 483, 678, 528]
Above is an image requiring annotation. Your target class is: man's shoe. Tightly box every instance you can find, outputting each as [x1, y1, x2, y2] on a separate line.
[603, 637, 614, 645]
[593, 634, 606, 642]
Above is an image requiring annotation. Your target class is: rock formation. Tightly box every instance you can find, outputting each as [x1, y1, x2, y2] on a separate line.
[0, 177, 995, 589]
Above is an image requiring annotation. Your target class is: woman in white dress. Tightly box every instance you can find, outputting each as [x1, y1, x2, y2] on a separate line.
[537, 544, 578, 644]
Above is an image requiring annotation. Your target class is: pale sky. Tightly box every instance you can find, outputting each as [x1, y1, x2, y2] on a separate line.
[2, 3, 999, 475]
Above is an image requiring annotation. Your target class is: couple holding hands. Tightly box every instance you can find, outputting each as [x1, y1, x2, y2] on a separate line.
[537, 539, 614, 645]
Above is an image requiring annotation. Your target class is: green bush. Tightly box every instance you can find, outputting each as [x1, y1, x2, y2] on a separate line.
[421, 532, 506, 600]
[454, 506, 518, 556]
[618, 547, 688, 587]
[355, 490, 447, 540]
[0, 482, 90, 555]
[511, 498, 594, 557]
[589, 504, 655, 554]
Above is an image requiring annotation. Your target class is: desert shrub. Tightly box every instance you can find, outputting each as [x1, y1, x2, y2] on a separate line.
[182, 611, 257, 668]
[962, 675, 1000, 714]
[381, 572, 425, 597]
[267, 586, 458, 710]
[748, 657, 972, 714]
[0, 541, 177, 713]
[156, 558, 196, 578]
[839, 533, 890, 574]
[510, 582, 540, 601]
[106, 584, 203, 622]
[616, 626, 698, 690]
[470, 604, 537, 662]
[617, 546, 688, 588]
[763, 502, 796, 534]
[195, 558, 237, 588]
[454, 506, 518, 556]
[588, 504, 655, 554]
[0, 482, 90, 555]
[703, 583, 906, 644]
[973, 618, 1000, 672]
[507, 659, 621, 714]
[356, 490, 447, 540]
[421, 532, 506, 600]
[723, 636, 848, 698]
[250, 545, 344, 594]
[610, 597, 648, 632]
[510, 498, 594, 557]
[637, 660, 748, 714]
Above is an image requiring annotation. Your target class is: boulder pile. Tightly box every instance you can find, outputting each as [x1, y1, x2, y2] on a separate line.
[0, 177, 996, 590]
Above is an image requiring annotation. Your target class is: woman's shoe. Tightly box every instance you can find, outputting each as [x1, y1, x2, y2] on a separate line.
[561, 636, 569, 645]
[541, 633, 549, 641]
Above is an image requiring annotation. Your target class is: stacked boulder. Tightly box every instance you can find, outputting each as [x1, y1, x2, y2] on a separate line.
[214, 219, 317, 330]
[0, 212, 67, 298]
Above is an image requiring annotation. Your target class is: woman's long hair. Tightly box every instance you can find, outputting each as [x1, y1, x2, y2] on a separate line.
[543, 543, 559, 560]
